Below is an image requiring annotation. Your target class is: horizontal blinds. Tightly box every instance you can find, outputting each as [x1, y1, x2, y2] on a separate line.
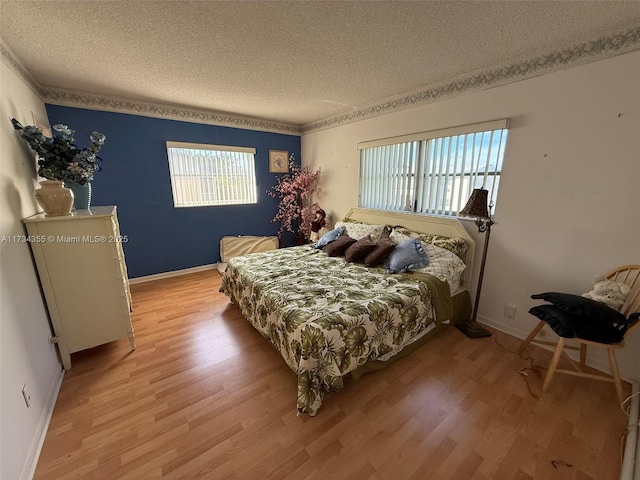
[166, 145, 257, 207]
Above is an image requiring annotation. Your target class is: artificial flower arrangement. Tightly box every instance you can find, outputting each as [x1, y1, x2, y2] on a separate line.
[268, 153, 321, 239]
[11, 118, 106, 185]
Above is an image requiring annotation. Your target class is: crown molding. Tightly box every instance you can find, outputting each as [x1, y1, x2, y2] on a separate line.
[301, 25, 640, 133]
[40, 87, 303, 135]
[0, 37, 43, 98]
[1, 35, 301, 135]
[4, 25, 639, 136]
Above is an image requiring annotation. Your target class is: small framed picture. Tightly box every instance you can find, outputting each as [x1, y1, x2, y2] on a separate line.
[269, 150, 289, 173]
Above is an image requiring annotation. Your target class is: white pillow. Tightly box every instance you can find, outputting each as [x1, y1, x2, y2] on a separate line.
[335, 222, 387, 243]
[413, 243, 467, 292]
[389, 229, 414, 244]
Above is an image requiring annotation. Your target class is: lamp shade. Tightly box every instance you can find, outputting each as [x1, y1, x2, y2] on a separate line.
[459, 188, 490, 220]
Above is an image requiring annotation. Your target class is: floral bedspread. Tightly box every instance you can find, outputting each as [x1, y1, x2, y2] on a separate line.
[219, 245, 451, 416]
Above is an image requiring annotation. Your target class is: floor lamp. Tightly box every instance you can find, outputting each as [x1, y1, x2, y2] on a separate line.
[455, 188, 493, 338]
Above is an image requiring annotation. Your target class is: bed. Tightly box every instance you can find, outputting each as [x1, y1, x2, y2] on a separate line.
[219, 208, 475, 415]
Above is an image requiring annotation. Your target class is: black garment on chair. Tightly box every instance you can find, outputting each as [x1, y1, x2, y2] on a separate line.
[528, 292, 630, 344]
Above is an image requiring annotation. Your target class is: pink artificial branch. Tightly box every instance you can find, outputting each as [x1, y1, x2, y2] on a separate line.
[267, 153, 321, 237]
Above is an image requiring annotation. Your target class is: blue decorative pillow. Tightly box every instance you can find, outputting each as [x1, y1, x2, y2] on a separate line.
[384, 238, 429, 273]
[312, 226, 346, 249]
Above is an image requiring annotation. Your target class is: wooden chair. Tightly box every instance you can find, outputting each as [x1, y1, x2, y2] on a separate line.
[518, 265, 640, 403]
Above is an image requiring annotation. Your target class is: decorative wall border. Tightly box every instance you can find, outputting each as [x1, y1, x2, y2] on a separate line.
[3, 24, 639, 136]
[0, 37, 301, 135]
[301, 25, 640, 133]
[40, 87, 303, 135]
[0, 36, 41, 97]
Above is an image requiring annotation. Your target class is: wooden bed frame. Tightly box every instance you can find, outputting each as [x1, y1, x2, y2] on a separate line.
[343, 207, 476, 289]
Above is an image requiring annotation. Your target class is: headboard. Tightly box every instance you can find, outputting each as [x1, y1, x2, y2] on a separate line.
[343, 207, 475, 289]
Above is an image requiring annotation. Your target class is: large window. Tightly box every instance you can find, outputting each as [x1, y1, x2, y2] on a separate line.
[358, 119, 509, 216]
[166, 141, 257, 207]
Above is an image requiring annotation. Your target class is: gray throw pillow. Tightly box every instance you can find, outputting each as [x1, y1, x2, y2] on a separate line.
[312, 226, 346, 249]
[384, 238, 429, 273]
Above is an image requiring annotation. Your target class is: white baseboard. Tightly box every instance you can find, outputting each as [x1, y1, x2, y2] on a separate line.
[128, 264, 217, 285]
[20, 367, 64, 480]
[477, 315, 527, 340]
[478, 315, 639, 384]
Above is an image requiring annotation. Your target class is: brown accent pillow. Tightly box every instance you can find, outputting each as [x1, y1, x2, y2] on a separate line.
[322, 235, 356, 256]
[344, 235, 376, 262]
[363, 235, 395, 267]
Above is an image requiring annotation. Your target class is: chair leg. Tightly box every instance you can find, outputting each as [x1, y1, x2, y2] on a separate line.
[580, 343, 587, 367]
[543, 338, 565, 393]
[607, 347, 624, 404]
[518, 321, 546, 354]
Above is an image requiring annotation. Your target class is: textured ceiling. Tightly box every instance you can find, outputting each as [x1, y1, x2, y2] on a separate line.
[1, 1, 639, 129]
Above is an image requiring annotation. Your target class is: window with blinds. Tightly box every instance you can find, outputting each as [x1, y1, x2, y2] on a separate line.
[166, 141, 257, 207]
[358, 119, 509, 216]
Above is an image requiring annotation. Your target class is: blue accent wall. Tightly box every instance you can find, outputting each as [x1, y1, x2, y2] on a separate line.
[45, 105, 300, 278]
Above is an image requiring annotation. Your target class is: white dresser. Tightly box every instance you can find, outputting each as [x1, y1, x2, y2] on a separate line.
[24, 206, 135, 369]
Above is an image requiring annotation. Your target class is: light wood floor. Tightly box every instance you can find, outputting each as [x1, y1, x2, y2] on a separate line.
[34, 270, 630, 479]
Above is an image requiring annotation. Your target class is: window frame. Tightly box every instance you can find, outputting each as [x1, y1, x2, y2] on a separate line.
[166, 141, 258, 208]
[357, 119, 509, 217]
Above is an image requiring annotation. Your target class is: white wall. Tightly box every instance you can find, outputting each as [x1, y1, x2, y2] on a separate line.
[1, 60, 63, 479]
[301, 51, 640, 382]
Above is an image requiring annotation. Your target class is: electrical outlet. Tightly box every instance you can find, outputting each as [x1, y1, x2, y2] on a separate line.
[22, 384, 31, 408]
[504, 304, 517, 319]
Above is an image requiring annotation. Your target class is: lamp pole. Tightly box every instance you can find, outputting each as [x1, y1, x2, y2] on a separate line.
[455, 188, 494, 338]
[471, 217, 493, 323]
